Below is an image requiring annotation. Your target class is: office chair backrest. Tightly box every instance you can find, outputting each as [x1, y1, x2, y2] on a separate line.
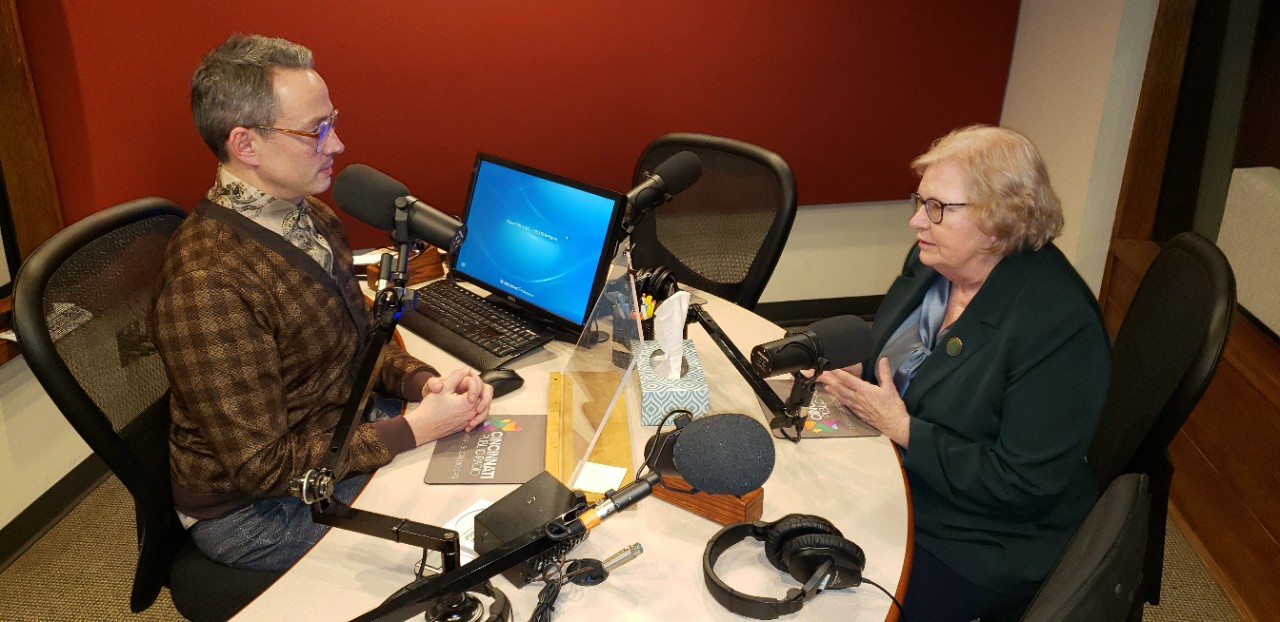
[13, 197, 187, 612]
[1020, 473, 1151, 622]
[630, 132, 797, 309]
[1088, 231, 1236, 485]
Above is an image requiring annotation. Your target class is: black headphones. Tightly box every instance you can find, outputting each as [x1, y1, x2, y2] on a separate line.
[633, 265, 679, 301]
[703, 514, 865, 620]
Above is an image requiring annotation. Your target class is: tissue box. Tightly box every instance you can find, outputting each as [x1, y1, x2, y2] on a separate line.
[635, 339, 711, 426]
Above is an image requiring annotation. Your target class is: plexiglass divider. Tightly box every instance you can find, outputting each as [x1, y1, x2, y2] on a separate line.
[545, 245, 642, 499]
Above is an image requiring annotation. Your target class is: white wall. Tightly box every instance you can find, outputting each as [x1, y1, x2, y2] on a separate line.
[0, 355, 93, 528]
[1001, 0, 1158, 293]
[760, 200, 917, 303]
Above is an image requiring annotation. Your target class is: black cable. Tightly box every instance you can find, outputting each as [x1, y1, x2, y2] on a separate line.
[527, 562, 566, 622]
[862, 577, 906, 622]
[634, 409, 693, 491]
[413, 548, 430, 580]
[527, 579, 562, 622]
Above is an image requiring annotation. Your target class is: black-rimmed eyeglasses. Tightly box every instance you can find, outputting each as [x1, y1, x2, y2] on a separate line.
[910, 192, 969, 224]
[257, 109, 339, 153]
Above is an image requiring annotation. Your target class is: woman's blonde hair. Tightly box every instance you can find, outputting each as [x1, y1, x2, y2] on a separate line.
[912, 124, 1063, 255]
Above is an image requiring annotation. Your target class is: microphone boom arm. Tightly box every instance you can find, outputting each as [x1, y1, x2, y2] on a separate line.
[691, 305, 807, 441]
[288, 231, 463, 577]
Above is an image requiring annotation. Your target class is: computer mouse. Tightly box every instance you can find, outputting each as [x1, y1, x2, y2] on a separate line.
[480, 367, 524, 399]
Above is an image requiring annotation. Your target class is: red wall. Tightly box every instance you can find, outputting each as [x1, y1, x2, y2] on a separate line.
[17, 1, 1019, 249]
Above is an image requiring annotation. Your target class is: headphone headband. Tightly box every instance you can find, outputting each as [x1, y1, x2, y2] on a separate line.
[702, 515, 865, 620]
[703, 521, 806, 619]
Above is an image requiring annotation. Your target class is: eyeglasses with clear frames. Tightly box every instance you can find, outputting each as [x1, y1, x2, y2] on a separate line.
[910, 192, 969, 224]
[256, 109, 339, 153]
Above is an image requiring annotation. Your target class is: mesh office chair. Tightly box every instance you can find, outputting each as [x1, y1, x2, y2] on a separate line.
[1021, 473, 1151, 622]
[12, 197, 280, 621]
[1087, 231, 1236, 606]
[629, 132, 797, 309]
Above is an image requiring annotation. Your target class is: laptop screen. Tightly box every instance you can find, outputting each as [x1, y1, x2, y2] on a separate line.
[451, 153, 624, 329]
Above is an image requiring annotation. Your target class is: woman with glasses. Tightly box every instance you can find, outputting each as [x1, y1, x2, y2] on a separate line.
[817, 125, 1110, 620]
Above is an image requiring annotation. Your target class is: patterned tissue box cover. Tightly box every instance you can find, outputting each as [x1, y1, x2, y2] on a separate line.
[635, 339, 710, 426]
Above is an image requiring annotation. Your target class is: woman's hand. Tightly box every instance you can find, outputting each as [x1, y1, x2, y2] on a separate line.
[817, 358, 912, 448]
[407, 369, 493, 444]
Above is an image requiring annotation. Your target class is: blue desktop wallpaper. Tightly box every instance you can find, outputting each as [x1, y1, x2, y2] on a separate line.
[455, 161, 618, 325]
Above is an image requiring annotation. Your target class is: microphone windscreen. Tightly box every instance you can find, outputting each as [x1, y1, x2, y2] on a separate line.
[653, 151, 703, 195]
[673, 413, 775, 496]
[333, 164, 407, 230]
[807, 315, 875, 370]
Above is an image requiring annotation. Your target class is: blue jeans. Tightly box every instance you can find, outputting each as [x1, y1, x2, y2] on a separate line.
[189, 473, 371, 571]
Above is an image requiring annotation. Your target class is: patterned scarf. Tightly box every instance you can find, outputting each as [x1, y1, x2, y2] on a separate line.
[207, 166, 334, 272]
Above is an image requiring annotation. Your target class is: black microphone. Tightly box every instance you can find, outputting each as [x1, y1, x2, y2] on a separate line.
[750, 315, 874, 378]
[643, 412, 776, 496]
[570, 412, 776, 537]
[627, 151, 703, 215]
[333, 163, 460, 248]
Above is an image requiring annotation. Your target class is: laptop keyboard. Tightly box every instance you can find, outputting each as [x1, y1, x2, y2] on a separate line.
[400, 280, 552, 370]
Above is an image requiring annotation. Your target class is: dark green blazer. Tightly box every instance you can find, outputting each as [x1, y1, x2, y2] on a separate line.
[870, 242, 1110, 597]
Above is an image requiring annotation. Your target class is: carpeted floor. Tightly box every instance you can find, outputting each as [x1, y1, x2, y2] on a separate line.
[0, 476, 1243, 621]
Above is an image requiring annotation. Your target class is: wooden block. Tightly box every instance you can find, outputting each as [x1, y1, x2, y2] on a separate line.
[651, 474, 763, 525]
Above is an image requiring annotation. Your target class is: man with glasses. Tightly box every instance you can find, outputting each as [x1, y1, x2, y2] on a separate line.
[153, 34, 492, 571]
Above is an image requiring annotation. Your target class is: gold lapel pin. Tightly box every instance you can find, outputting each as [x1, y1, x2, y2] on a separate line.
[946, 336, 963, 357]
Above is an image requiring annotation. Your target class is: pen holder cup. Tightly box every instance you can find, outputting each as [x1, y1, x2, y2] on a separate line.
[639, 313, 691, 341]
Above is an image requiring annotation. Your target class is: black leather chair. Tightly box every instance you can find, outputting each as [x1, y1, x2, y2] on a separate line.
[629, 132, 797, 310]
[12, 197, 280, 621]
[1087, 231, 1236, 607]
[1021, 473, 1151, 622]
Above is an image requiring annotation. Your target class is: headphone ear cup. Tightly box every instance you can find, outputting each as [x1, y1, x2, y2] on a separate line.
[634, 268, 652, 297]
[764, 514, 841, 572]
[657, 267, 677, 299]
[636, 266, 677, 299]
[781, 533, 866, 588]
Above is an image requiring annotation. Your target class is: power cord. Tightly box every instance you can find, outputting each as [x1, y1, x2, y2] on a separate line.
[861, 577, 907, 622]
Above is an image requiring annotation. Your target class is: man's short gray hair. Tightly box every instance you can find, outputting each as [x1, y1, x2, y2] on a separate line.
[190, 34, 314, 162]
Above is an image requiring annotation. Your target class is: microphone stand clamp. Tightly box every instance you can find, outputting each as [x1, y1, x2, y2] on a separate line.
[779, 353, 829, 441]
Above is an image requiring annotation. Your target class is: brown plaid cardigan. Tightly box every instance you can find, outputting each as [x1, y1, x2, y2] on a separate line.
[153, 198, 435, 519]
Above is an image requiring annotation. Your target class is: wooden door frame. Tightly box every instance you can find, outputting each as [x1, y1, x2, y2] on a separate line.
[1099, 0, 1197, 310]
[1, 0, 65, 363]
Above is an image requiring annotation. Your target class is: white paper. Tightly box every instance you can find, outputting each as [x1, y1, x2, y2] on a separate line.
[573, 461, 629, 495]
[653, 290, 689, 379]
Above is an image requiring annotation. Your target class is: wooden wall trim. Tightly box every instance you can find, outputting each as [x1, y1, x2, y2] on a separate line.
[1110, 0, 1197, 243]
[1169, 309, 1280, 621]
[1, 0, 64, 366]
[0, 0, 63, 258]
